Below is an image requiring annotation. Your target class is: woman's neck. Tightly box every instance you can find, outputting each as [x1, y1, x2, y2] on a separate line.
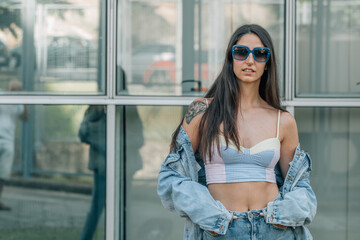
[238, 82, 263, 111]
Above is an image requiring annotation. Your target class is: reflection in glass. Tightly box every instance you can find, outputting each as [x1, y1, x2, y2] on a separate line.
[296, 0, 360, 97]
[296, 107, 360, 239]
[0, 1, 105, 94]
[0, 104, 105, 240]
[117, 1, 178, 96]
[118, 106, 185, 239]
[0, 91, 28, 211]
[78, 105, 106, 240]
[117, 0, 285, 96]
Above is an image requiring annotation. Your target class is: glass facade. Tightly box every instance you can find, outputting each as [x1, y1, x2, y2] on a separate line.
[0, 0, 106, 94]
[117, 106, 185, 239]
[117, 0, 285, 96]
[0, 0, 359, 240]
[0, 104, 105, 240]
[296, 0, 360, 97]
[296, 108, 360, 239]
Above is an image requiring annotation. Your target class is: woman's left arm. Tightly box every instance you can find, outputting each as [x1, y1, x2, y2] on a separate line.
[265, 111, 317, 227]
[279, 111, 299, 178]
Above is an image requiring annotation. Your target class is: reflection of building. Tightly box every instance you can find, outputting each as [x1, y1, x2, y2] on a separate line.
[0, 0, 359, 240]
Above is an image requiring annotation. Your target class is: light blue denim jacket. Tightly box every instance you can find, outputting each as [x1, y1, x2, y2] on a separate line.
[157, 126, 317, 239]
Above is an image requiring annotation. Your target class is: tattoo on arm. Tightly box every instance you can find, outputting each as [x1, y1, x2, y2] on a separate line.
[185, 101, 207, 124]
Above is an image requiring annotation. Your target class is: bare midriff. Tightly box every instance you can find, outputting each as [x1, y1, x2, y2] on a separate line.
[208, 182, 279, 212]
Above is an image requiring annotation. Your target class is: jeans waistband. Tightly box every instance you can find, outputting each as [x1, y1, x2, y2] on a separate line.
[229, 207, 267, 219]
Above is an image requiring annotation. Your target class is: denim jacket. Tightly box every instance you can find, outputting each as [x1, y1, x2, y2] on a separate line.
[157, 126, 317, 240]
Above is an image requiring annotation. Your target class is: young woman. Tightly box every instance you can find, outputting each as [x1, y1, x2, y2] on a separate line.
[158, 24, 317, 240]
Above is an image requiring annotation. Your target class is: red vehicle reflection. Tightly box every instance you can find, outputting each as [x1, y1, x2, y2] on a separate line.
[143, 59, 209, 90]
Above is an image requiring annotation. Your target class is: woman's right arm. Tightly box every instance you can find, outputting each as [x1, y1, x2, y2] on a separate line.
[157, 152, 233, 234]
[182, 98, 208, 152]
[157, 98, 234, 235]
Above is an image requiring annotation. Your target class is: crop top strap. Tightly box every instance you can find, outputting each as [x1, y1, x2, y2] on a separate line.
[276, 110, 281, 139]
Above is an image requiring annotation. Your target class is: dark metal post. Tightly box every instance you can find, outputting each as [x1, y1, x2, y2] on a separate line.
[21, 0, 36, 178]
[182, 0, 195, 94]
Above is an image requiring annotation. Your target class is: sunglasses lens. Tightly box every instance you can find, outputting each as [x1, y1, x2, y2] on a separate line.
[233, 47, 249, 60]
[253, 48, 269, 62]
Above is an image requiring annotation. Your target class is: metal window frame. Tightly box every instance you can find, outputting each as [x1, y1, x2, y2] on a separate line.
[0, 1, 359, 240]
[291, 0, 360, 101]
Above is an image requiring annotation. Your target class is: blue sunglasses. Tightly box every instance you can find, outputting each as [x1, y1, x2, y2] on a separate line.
[232, 45, 270, 63]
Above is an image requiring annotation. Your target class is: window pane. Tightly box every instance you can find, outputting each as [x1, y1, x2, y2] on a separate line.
[295, 107, 360, 239]
[117, 0, 285, 96]
[296, 0, 360, 97]
[0, 104, 106, 240]
[0, 1, 106, 94]
[117, 105, 185, 239]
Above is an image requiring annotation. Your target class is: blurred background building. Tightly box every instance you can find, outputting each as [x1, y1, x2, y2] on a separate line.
[0, 0, 359, 239]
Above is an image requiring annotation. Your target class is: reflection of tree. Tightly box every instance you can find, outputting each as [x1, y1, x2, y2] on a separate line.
[131, 3, 175, 47]
[0, 1, 83, 38]
[0, 6, 21, 37]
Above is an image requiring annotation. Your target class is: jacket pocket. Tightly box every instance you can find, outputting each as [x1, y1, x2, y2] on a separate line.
[270, 223, 288, 230]
[203, 230, 222, 239]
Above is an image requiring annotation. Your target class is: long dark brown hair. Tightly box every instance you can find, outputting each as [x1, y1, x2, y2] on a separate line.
[170, 24, 285, 161]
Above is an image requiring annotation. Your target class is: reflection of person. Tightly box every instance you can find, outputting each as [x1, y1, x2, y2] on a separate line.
[0, 81, 29, 211]
[157, 25, 317, 239]
[78, 105, 106, 240]
[117, 66, 144, 180]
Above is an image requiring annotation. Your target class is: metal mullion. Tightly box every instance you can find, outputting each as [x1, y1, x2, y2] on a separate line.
[106, 0, 117, 239]
[285, 0, 295, 101]
[282, 98, 360, 107]
[0, 95, 204, 106]
[0, 96, 111, 105]
[107, 0, 116, 99]
[106, 104, 116, 240]
[2, 95, 360, 107]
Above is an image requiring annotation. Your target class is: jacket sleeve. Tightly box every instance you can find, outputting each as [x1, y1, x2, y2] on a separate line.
[157, 151, 233, 235]
[265, 153, 317, 226]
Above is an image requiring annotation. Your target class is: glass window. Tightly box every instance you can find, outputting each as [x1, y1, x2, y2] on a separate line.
[0, 1, 106, 94]
[296, 0, 360, 97]
[117, 105, 185, 239]
[0, 104, 106, 240]
[295, 107, 360, 239]
[117, 0, 285, 96]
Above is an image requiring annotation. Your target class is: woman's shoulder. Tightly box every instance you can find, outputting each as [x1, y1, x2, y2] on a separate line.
[261, 103, 292, 120]
[261, 105, 297, 130]
[190, 97, 212, 106]
[279, 110, 296, 127]
[184, 97, 210, 125]
[182, 98, 211, 150]
[278, 110, 298, 143]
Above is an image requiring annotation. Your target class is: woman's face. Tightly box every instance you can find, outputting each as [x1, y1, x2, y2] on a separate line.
[232, 33, 267, 85]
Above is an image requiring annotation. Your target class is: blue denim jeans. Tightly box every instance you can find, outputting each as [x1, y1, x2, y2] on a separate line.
[203, 208, 299, 240]
[80, 170, 106, 240]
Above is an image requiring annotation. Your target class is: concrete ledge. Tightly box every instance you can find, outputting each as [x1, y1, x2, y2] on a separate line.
[5, 177, 92, 195]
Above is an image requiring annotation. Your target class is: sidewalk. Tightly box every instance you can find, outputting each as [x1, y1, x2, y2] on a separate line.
[0, 186, 94, 229]
[0, 180, 184, 240]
